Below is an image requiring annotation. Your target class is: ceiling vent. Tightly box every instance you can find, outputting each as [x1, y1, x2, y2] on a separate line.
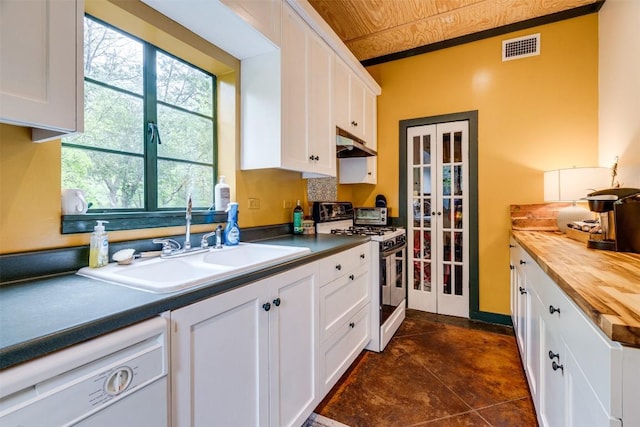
[502, 33, 540, 61]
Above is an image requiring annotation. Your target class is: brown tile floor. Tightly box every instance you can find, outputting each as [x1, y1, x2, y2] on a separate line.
[314, 309, 539, 427]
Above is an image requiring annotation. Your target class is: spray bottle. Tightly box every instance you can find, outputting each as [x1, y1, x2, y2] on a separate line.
[223, 202, 240, 246]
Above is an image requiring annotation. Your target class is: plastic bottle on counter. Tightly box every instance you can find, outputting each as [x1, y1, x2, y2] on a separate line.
[293, 200, 304, 235]
[224, 202, 240, 245]
[214, 175, 230, 212]
[89, 220, 109, 268]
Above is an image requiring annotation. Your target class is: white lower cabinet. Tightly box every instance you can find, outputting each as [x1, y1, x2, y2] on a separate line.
[318, 243, 372, 393]
[171, 263, 319, 427]
[510, 237, 638, 427]
[320, 304, 370, 392]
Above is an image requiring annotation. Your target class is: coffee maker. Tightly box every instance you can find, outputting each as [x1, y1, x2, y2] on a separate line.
[586, 188, 640, 253]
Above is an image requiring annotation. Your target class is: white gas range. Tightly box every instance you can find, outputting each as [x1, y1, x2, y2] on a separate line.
[312, 202, 407, 352]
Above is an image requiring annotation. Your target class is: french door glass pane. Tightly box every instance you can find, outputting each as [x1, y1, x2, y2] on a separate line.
[455, 265, 463, 295]
[443, 231, 451, 261]
[423, 135, 431, 164]
[157, 105, 214, 163]
[421, 231, 431, 259]
[454, 132, 462, 162]
[442, 198, 451, 229]
[454, 232, 463, 263]
[413, 199, 421, 227]
[157, 160, 214, 208]
[442, 133, 450, 163]
[443, 264, 451, 294]
[412, 136, 421, 165]
[422, 167, 432, 194]
[442, 165, 451, 195]
[422, 200, 432, 226]
[413, 168, 421, 194]
[454, 165, 463, 195]
[156, 52, 213, 116]
[62, 147, 144, 209]
[423, 262, 431, 292]
[84, 17, 143, 94]
[454, 199, 463, 229]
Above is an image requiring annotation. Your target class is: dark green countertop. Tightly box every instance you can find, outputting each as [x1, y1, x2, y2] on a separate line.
[0, 234, 369, 370]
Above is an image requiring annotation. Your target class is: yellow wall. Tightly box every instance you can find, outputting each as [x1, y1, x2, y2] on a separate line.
[0, 0, 306, 254]
[360, 15, 599, 315]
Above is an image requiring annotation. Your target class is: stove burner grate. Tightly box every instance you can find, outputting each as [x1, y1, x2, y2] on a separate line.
[330, 226, 397, 237]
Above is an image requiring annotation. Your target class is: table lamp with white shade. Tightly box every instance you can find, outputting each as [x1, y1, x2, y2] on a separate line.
[543, 167, 611, 232]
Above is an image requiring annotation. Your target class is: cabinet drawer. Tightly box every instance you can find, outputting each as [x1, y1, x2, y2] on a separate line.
[319, 244, 370, 285]
[320, 304, 370, 393]
[320, 264, 369, 340]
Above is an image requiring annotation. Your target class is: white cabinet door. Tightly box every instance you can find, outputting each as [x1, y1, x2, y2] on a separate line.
[524, 280, 541, 410]
[333, 57, 351, 132]
[539, 315, 567, 427]
[363, 88, 377, 150]
[267, 264, 319, 427]
[281, 4, 309, 173]
[339, 156, 377, 184]
[565, 346, 621, 427]
[348, 75, 365, 139]
[0, 0, 83, 141]
[307, 30, 335, 176]
[171, 263, 319, 427]
[171, 279, 269, 426]
[333, 55, 377, 148]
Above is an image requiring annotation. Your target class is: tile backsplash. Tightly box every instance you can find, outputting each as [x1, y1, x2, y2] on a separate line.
[307, 177, 337, 201]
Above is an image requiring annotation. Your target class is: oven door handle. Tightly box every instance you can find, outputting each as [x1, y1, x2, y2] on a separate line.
[380, 241, 407, 258]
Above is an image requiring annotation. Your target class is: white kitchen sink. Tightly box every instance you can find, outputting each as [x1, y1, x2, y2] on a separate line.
[77, 243, 311, 293]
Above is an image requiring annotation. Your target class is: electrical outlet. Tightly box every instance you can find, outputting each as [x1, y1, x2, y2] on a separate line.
[283, 200, 293, 209]
[248, 198, 260, 209]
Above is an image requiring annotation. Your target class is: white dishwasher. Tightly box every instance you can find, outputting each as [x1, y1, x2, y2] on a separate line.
[0, 316, 168, 426]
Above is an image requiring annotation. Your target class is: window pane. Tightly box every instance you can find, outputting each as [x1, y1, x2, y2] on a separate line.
[62, 147, 144, 209]
[158, 160, 214, 208]
[84, 17, 143, 94]
[157, 105, 214, 163]
[64, 82, 143, 154]
[157, 52, 213, 116]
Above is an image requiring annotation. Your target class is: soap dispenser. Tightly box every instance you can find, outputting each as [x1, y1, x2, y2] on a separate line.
[89, 220, 109, 268]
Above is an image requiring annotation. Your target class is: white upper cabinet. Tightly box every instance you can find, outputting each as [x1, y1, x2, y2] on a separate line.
[333, 55, 377, 150]
[339, 156, 377, 184]
[220, 0, 282, 46]
[242, 3, 335, 176]
[0, 0, 83, 142]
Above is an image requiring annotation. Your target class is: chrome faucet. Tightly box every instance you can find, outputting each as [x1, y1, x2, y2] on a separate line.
[201, 225, 223, 249]
[185, 193, 192, 251]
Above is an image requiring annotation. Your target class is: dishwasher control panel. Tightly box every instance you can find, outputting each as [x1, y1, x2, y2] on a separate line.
[0, 317, 168, 426]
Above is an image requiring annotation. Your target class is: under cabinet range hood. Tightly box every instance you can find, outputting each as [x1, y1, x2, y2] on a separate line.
[336, 134, 376, 158]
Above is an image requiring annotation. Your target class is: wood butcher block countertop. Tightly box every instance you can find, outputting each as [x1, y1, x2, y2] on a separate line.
[512, 231, 640, 347]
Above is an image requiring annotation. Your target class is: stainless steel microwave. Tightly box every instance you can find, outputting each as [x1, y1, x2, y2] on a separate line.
[354, 207, 388, 226]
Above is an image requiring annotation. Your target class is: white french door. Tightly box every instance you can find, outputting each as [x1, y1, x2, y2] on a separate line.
[407, 121, 469, 317]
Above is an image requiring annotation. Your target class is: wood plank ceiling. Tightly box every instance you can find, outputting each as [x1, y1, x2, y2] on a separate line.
[307, 0, 603, 64]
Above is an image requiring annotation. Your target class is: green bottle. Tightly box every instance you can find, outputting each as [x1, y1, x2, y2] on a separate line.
[293, 200, 304, 234]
